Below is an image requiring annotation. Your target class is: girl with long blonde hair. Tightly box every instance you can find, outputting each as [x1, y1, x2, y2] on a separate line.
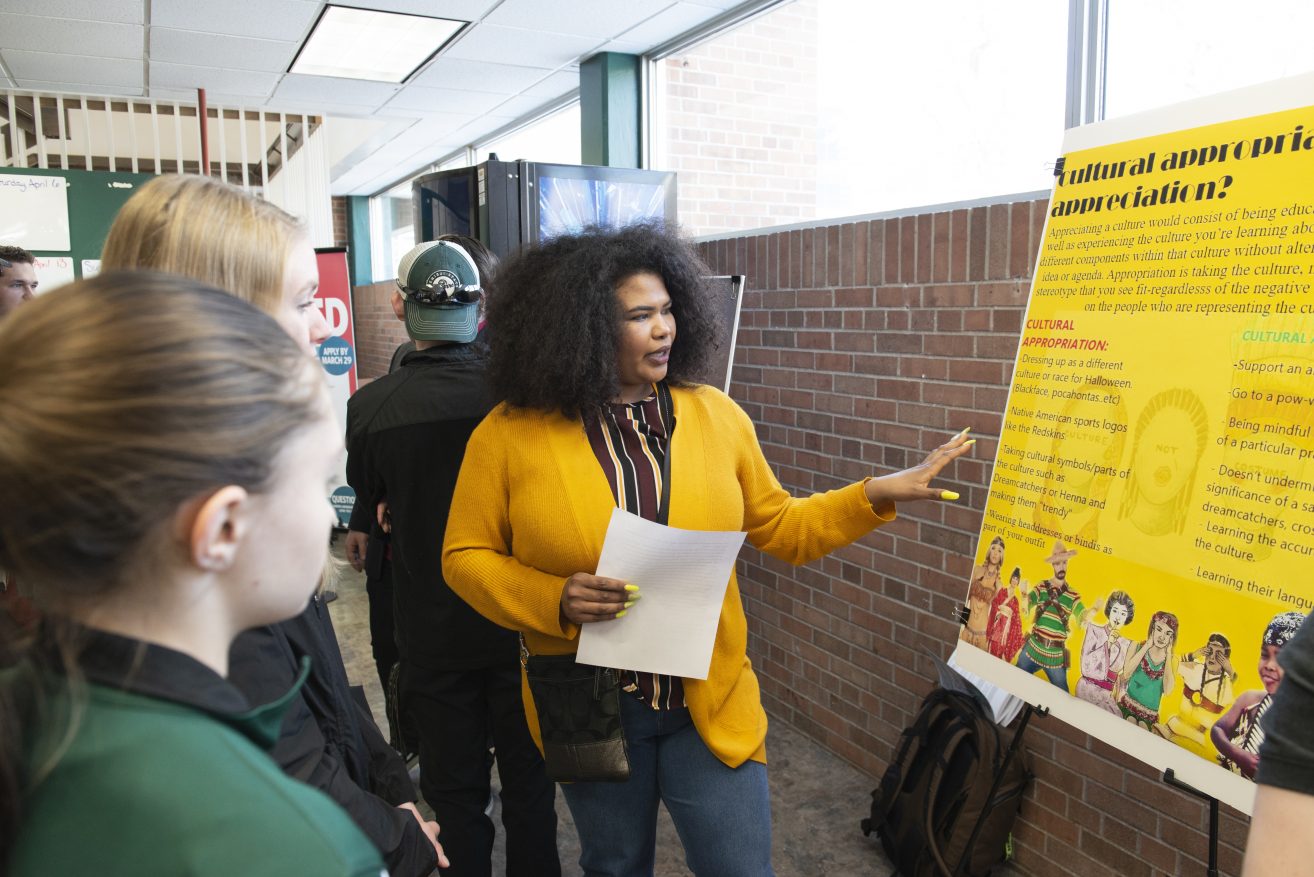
[100, 174, 445, 875]
[0, 273, 381, 875]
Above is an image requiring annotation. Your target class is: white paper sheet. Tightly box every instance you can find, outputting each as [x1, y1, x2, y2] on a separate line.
[575, 508, 747, 679]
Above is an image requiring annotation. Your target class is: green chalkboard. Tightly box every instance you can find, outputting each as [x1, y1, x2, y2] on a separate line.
[0, 166, 154, 287]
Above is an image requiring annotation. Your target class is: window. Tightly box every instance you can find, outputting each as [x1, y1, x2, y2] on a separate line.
[479, 102, 581, 164]
[370, 179, 414, 282]
[653, 0, 1066, 236]
[1104, 0, 1314, 119]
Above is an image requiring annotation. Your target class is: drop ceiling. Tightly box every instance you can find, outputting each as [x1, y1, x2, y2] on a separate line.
[0, 0, 748, 195]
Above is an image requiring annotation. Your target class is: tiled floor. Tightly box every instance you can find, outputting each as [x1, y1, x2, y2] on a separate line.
[325, 538, 893, 876]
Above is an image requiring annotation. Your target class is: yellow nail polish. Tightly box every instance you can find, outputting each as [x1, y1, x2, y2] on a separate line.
[965, 439, 976, 447]
[624, 601, 635, 609]
[616, 610, 628, 618]
[959, 426, 971, 437]
[624, 584, 640, 592]
[941, 490, 960, 501]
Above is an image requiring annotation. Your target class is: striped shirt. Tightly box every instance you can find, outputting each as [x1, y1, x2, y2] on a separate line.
[583, 384, 685, 710]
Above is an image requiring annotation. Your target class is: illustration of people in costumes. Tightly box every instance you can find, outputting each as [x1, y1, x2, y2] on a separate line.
[986, 566, 1026, 663]
[960, 535, 1005, 651]
[1015, 541, 1084, 691]
[1075, 590, 1135, 716]
[1212, 611, 1307, 779]
[1115, 610, 1179, 737]
[1165, 633, 1237, 756]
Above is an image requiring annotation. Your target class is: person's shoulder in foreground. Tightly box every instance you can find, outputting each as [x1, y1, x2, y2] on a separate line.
[1243, 612, 1313, 876]
[12, 646, 385, 877]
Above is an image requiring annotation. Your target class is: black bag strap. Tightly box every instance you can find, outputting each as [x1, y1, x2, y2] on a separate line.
[655, 381, 677, 527]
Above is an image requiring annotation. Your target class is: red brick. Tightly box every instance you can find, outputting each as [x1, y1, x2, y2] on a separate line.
[826, 224, 840, 287]
[986, 202, 1011, 280]
[968, 205, 988, 279]
[884, 218, 901, 284]
[916, 212, 933, 283]
[852, 221, 869, 286]
[800, 228, 816, 288]
[1029, 199, 1049, 275]
[868, 220, 886, 285]
[931, 211, 951, 282]
[899, 215, 917, 284]
[1009, 200, 1032, 279]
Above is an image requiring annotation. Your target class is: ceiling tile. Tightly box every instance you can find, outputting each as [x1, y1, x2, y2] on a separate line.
[1, 0, 142, 24]
[330, 0, 498, 20]
[486, 92, 569, 119]
[521, 70, 580, 98]
[596, 39, 651, 55]
[149, 87, 256, 106]
[409, 57, 553, 94]
[484, 0, 673, 40]
[614, 2, 726, 47]
[0, 14, 143, 61]
[441, 23, 599, 69]
[274, 74, 400, 107]
[4, 51, 143, 88]
[150, 28, 297, 72]
[151, 0, 320, 42]
[269, 98, 395, 118]
[403, 114, 480, 141]
[149, 61, 281, 99]
[13, 79, 142, 96]
[382, 84, 505, 115]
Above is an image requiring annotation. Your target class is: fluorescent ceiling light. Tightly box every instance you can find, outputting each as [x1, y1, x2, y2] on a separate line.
[291, 6, 465, 83]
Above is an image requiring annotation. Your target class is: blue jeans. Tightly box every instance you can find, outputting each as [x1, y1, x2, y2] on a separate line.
[1016, 650, 1069, 691]
[560, 693, 774, 877]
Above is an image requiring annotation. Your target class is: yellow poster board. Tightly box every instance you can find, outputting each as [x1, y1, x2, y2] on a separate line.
[952, 74, 1314, 813]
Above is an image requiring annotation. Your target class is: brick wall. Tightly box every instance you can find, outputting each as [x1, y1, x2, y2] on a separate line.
[331, 195, 349, 248]
[695, 201, 1252, 877]
[352, 280, 408, 380]
[658, 0, 819, 236]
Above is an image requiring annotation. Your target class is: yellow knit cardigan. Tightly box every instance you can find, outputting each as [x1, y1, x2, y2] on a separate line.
[442, 384, 894, 768]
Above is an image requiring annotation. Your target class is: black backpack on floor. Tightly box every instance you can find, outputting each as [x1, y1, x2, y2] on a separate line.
[861, 687, 1031, 876]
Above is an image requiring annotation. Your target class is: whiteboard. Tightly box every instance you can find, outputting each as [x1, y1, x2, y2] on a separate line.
[0, 174, 71, 251]
[33, 255, 75, 291]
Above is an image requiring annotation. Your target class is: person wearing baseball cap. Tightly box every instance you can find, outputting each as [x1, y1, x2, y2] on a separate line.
[394, 238, 485, 343]
[346, 236, 560, 877]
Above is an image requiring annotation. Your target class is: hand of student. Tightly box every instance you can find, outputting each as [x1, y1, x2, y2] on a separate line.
[344, 530, 369, 572]
[863, 427, 974, 509]
[376, 500, 392, 534]
[560, 573, 636, 625]
[398, 802, 449, 869]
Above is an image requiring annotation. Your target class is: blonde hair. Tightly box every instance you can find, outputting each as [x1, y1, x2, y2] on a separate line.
[0, 271, 323, 595]
[0, 270, 327, 858]
[101, 174, 304, 315]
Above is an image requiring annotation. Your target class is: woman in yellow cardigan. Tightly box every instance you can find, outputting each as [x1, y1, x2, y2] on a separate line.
[443, 223, 971, 876]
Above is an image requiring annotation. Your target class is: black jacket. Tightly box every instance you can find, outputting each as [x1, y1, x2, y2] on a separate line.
[345, 339, 516, 670]
[228, 597, 436, 877]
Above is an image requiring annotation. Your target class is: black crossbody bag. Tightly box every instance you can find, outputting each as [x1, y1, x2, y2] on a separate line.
[523, 382, 676, 783]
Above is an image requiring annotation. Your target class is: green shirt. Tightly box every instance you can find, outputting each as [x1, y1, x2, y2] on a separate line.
[1020, 581, 1084, 669]
[9, 632, 387, 877]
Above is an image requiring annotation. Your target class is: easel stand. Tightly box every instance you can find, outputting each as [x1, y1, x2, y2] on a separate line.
[1162, 768, 1220, 877]
[954, 702, 1049, 876]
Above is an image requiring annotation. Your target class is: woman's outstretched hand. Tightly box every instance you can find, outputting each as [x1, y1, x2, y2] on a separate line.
[863, 427, 975, 509]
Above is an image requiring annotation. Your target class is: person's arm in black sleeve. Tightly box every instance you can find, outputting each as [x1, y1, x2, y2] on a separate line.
[229, 625, 439, 877]
[349, 685, 413, 805]
[345, 400, 378, 571]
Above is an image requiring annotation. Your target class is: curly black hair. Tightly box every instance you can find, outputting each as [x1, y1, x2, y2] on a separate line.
[488, 222, 719, 418]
